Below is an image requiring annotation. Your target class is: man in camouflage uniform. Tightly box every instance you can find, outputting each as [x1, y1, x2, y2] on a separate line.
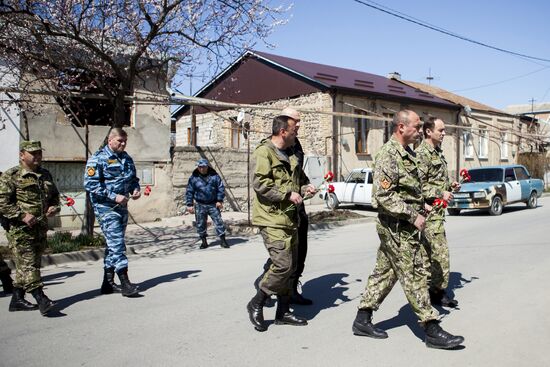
[0, 186, 15, 295]
[85, 128, 140, 297]
[352, 110, 464, 349]
[416, 117, 460, 308]
[247, 107, 316, 332]
[0, 141, 60, 315]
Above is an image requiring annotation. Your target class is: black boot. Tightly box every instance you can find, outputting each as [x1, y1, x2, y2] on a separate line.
[352, 308, 388, 339]
[9, 287, 38, 312]
[199, 237, 208, 249]
[1, 271, 14, 294]
[289, 280, 313, 305]
[274, 296, 308, 326]
[117, 268, 139, 297]
[430, 289, 458, 308]
[219, 235, 230, 249]
[30, 287, 56, 316]
[424, 320, 464, 349]
[100, 268, 121, 294]
[247, 289, 269, 332]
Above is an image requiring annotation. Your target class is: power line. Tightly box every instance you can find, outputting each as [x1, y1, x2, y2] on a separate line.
[451, 66, 550, 93]
[352, 0, 550, 63]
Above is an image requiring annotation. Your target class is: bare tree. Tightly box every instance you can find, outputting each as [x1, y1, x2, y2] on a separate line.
[0, 0, 288, 126]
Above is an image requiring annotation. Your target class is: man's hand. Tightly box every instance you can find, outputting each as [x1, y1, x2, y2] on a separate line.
[115, 194, 129, 206]
[22, 213, 37, 227]
[304, 184, 317, 196]
[451, 181, 461, 192]
[45, 206, 59, 217]
[130, 189, 141, 200]
[215, 202, 223, 210]
[413, 214, 426, 231]
[442, 191, 453, 201]
[424, 203, 433, 213]
[187, 206, 195, 214]
[289, 192, 303, 205]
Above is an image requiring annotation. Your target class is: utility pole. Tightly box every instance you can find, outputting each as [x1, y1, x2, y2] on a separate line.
[426, 68, 435, 85]
[529, 98, 536, 114]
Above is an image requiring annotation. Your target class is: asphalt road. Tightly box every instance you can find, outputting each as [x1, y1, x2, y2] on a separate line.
[1, 197, 549, 367]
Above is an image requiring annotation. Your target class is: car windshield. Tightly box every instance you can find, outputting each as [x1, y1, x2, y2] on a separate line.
[468, 168, 503, 182]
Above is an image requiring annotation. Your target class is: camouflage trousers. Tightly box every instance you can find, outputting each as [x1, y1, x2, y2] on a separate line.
[358, 219, 438, 323]
[194, 202, 226, 238]
[257, 226, 298, 296]
[422, 219, 449, 290]
[5, 224, 47, 292]
[96, 206, 129, 272]
[0, 252, 11, 276]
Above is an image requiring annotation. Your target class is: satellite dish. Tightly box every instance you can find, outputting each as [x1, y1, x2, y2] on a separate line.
[237, 110, 245, 123]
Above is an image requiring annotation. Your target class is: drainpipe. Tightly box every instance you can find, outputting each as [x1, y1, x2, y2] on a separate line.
[332, 93, 339, 180]
[455, 109, 461, 182]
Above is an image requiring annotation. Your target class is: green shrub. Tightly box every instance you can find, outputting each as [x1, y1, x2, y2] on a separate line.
[47, 232, 105, 253]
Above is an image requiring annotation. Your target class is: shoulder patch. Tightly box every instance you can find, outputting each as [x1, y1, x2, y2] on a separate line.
[380, 178, 391, 189]
[107, 159, 117, 164]
[87, 167, 96, 176]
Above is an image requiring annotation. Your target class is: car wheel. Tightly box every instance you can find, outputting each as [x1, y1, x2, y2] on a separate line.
[489, 196, 503, 216]
[447, 208, 461, 216]
[326, 193, 339, 210]
[526, 191, 538, 209]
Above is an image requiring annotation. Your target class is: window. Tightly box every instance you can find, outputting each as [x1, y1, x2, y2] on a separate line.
[187, 127, 198, 145]
[383, 113, 394, 143]
[42, 162, 85, 191]
[463, 131, 474, 158]
[504, 168, 516, 182]
[346, 170, 366, 184]
[136, 164, 154, 185]
[479, 127, 488, 158]
[500, 132, 509, 160]
[355, 110, 370, 154]
[230, 120, 242, 148]
[514, 167, 530, 180]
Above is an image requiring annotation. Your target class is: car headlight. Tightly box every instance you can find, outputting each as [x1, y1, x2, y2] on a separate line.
[473, 191, 486, 198]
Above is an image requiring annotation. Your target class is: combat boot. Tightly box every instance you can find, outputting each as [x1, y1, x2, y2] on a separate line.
[117, 268, 139, 297]
[219, 235, 230, 249]
[430, 289, 458, 308]
[1, 271, 14, 294]
[289, 280, 313, 305]
[274, 296, 308, 326]
[199, 237, 208, 249]
[8, 287, 38, 311]
[100, 268, 121, 294]
[247, 289, 269, 331]
[424, 320, 464, 349]
[352, 308, 388, 339]
[30, 287, 56, 316]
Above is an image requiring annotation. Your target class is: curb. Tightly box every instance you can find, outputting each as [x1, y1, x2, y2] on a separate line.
[22, 216, 375, 267]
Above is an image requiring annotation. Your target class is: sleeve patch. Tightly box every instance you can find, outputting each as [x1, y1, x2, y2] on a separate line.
[87, 167, 96, 176]
[380, 178, 391, 189]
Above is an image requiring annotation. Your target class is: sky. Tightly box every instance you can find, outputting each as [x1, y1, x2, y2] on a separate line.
[184, 0, 550, 111]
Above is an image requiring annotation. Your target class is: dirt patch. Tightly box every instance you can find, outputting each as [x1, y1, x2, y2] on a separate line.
[308, 209, 366, 224]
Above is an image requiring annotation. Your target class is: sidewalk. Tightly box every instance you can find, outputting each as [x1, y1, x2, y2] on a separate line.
[1, 202, 377, 266]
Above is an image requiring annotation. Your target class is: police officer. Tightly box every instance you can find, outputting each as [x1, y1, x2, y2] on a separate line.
[246, 108, 316, 332]
[185, 158, 229, 249]
[0, 141, 59, 315]
[416, 117, 460, 307]
[351, 110, 464, 349]
[84, 128, 140, 297]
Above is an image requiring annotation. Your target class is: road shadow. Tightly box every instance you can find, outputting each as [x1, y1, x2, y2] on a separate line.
[295, 273, 352, 320]
[375, 304, 424, 340]
[45, 270, 202, 318]
[454, 204, 532, 217]
[447, 271, 479, 300]
[43, 270, 85, 286]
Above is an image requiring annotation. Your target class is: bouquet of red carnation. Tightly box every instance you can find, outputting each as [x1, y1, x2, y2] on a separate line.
[459, 168, 471, 182]
[144, 185, 152, 196]
[433, 198, 448, 208]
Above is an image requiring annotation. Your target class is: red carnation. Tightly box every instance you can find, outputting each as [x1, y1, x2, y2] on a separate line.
[144, 185, 152, 196]
[459, 168, 471, 182]
[433, 198, 448, 208]
[328, 184, 335, 193]
[324, 171, 334, 182]
[65, 197, 75, 207]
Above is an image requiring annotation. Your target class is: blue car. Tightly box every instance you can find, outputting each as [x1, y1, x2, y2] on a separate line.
[447, 165, 544, 216]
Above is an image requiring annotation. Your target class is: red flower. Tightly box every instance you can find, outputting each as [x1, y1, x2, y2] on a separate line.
[459, 168, 471, 182]
[328, 184, 335, 193]
[144, 185, 152, 196]
[65, 197, 75, 207]
[324, 171, 334, 182]
[433, 198, 448, 208]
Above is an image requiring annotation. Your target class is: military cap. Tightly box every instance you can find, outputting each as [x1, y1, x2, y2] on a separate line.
[20, 140, 43, 152]
[197, 158, 209, 167]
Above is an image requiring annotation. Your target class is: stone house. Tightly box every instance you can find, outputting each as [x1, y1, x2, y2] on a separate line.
[172, 51, 461, 187]
[0, 71, 175, 228]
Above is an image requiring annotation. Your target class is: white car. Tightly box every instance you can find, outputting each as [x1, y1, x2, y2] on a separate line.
[319, 168, 374, 209]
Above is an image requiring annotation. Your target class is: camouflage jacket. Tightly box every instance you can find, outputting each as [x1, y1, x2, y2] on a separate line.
[416, 140, 451, 220]
[0, 165, 60, 226]
[84, 145, 140, 208]
[373, 137, 423, 224]
[252, 138, 310, 229]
